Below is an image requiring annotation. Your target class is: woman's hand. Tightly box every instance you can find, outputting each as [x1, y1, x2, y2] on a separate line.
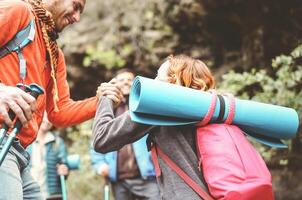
[96, 79, 124, 108]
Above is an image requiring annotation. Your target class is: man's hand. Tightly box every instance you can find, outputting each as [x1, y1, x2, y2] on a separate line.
[97, 163, 109, 177]
[0, 84, 36, 127]
[57, 164, 69, 176]
[96, 79, 123, 108]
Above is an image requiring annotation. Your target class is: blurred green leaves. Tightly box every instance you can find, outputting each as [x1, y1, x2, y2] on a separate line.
[83, 46, 127, 69]
[76, 0, 177, 72]
[219, 44, 302, 167]
[220, 45, 302, 110]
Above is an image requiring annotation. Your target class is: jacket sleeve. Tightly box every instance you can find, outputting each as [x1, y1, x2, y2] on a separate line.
[89, 145, 107, 172]
[46, 49, 98, 127]
[92, 96, 153, 153]
[57, 136, 68, 165]
[0, 0, 32, 47]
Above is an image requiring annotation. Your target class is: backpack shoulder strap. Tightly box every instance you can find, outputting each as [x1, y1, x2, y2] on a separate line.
[151, 144, 214, 200]
[0, 20, 35, 58]
[0, 19, 35, 80]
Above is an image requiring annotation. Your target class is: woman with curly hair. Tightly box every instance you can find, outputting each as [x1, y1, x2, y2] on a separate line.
[93, 55, 215, 200]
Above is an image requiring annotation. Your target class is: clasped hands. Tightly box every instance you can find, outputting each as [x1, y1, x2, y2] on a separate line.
[96, 79, 124, 108]
[0, 79, 124, 127]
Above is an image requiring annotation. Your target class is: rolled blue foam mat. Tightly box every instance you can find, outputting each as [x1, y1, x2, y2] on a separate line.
[129, 76, 299, 148]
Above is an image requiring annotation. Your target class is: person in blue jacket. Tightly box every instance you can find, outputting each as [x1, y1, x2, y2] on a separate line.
[90, 69, 160, 200]
[27, 114, 69, 200]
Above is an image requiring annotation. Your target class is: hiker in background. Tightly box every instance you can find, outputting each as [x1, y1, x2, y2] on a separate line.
[0, 0, 123, 199]
[91, 69, 160, 200]
[27, 114, 69, 200]
[92, 55, 215, 199]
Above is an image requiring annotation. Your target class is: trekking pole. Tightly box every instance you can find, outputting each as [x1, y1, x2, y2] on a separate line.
[59, 154, 81, 200]
[0, 83, 44, 166]
[60, 175, 67, 200]
[0, 84, 31, 145]
[0, 110, 15, 145]
[104, 177, 110, 200]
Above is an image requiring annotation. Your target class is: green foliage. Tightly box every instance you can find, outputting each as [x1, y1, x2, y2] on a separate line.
[76, 0, 177, 71]
[219, 44, 302, 164]
[220, 44, 302, 110]
[83, 46, 126, 69]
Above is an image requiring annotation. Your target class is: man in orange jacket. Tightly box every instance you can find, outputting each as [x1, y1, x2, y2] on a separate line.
[0, 0, 122, 199]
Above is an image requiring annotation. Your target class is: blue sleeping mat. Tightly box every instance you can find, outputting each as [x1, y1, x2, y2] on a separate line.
[129, 76, 299, 148]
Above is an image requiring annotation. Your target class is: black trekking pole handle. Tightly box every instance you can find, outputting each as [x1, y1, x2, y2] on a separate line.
[0, 83, 44, 167]
[0, 84, 32, 145]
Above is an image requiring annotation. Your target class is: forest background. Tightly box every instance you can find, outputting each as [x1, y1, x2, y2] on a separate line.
[57, 0, 302, 199]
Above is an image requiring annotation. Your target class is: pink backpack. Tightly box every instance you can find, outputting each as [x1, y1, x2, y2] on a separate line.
[151, 91, 274, 200]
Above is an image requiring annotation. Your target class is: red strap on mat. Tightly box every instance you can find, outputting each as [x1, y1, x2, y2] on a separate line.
[223, 93, 236, 124]
[152, 145, 215, 200]
[197, 90, 217, 127]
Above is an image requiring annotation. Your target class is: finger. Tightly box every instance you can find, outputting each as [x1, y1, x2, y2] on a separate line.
[96, 89, 102, 98]
[118, 89, 124, 99]
[101, 82, 121, 89]
[98, 85, 114, 92]
[0, 106, 13, 127]
[109, 78, 117, 84]
[16, 97, 33, 121]
[101, 85, 123, 94]
[101, 81, 118, 86]
[99, 84, 124, 100]
[106, 95, 121, 105]
[102, 90, 118, 96]
[100, 89, 120, 98]
[106, 95, 119, 103]
[97, 86, 102, 92]
[102, 91, 123, 102]
[7, 101, 27, 125]
[20, 91, 36, 112]
[112, 82, 122, 93]
[112, 84, 123, 96]
[100, 82, 113, 87]
[111, 87, 123, 101]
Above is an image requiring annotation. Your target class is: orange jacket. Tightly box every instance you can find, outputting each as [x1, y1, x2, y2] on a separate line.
[0, 0, 98, 147]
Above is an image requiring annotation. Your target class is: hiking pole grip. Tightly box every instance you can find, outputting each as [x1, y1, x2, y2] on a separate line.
[0, 84, 44, 167]
[0, 84, 32, 144]
[29, 83, 44, 99]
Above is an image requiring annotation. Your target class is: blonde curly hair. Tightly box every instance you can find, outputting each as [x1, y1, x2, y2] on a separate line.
[166, 55, 215, 91]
